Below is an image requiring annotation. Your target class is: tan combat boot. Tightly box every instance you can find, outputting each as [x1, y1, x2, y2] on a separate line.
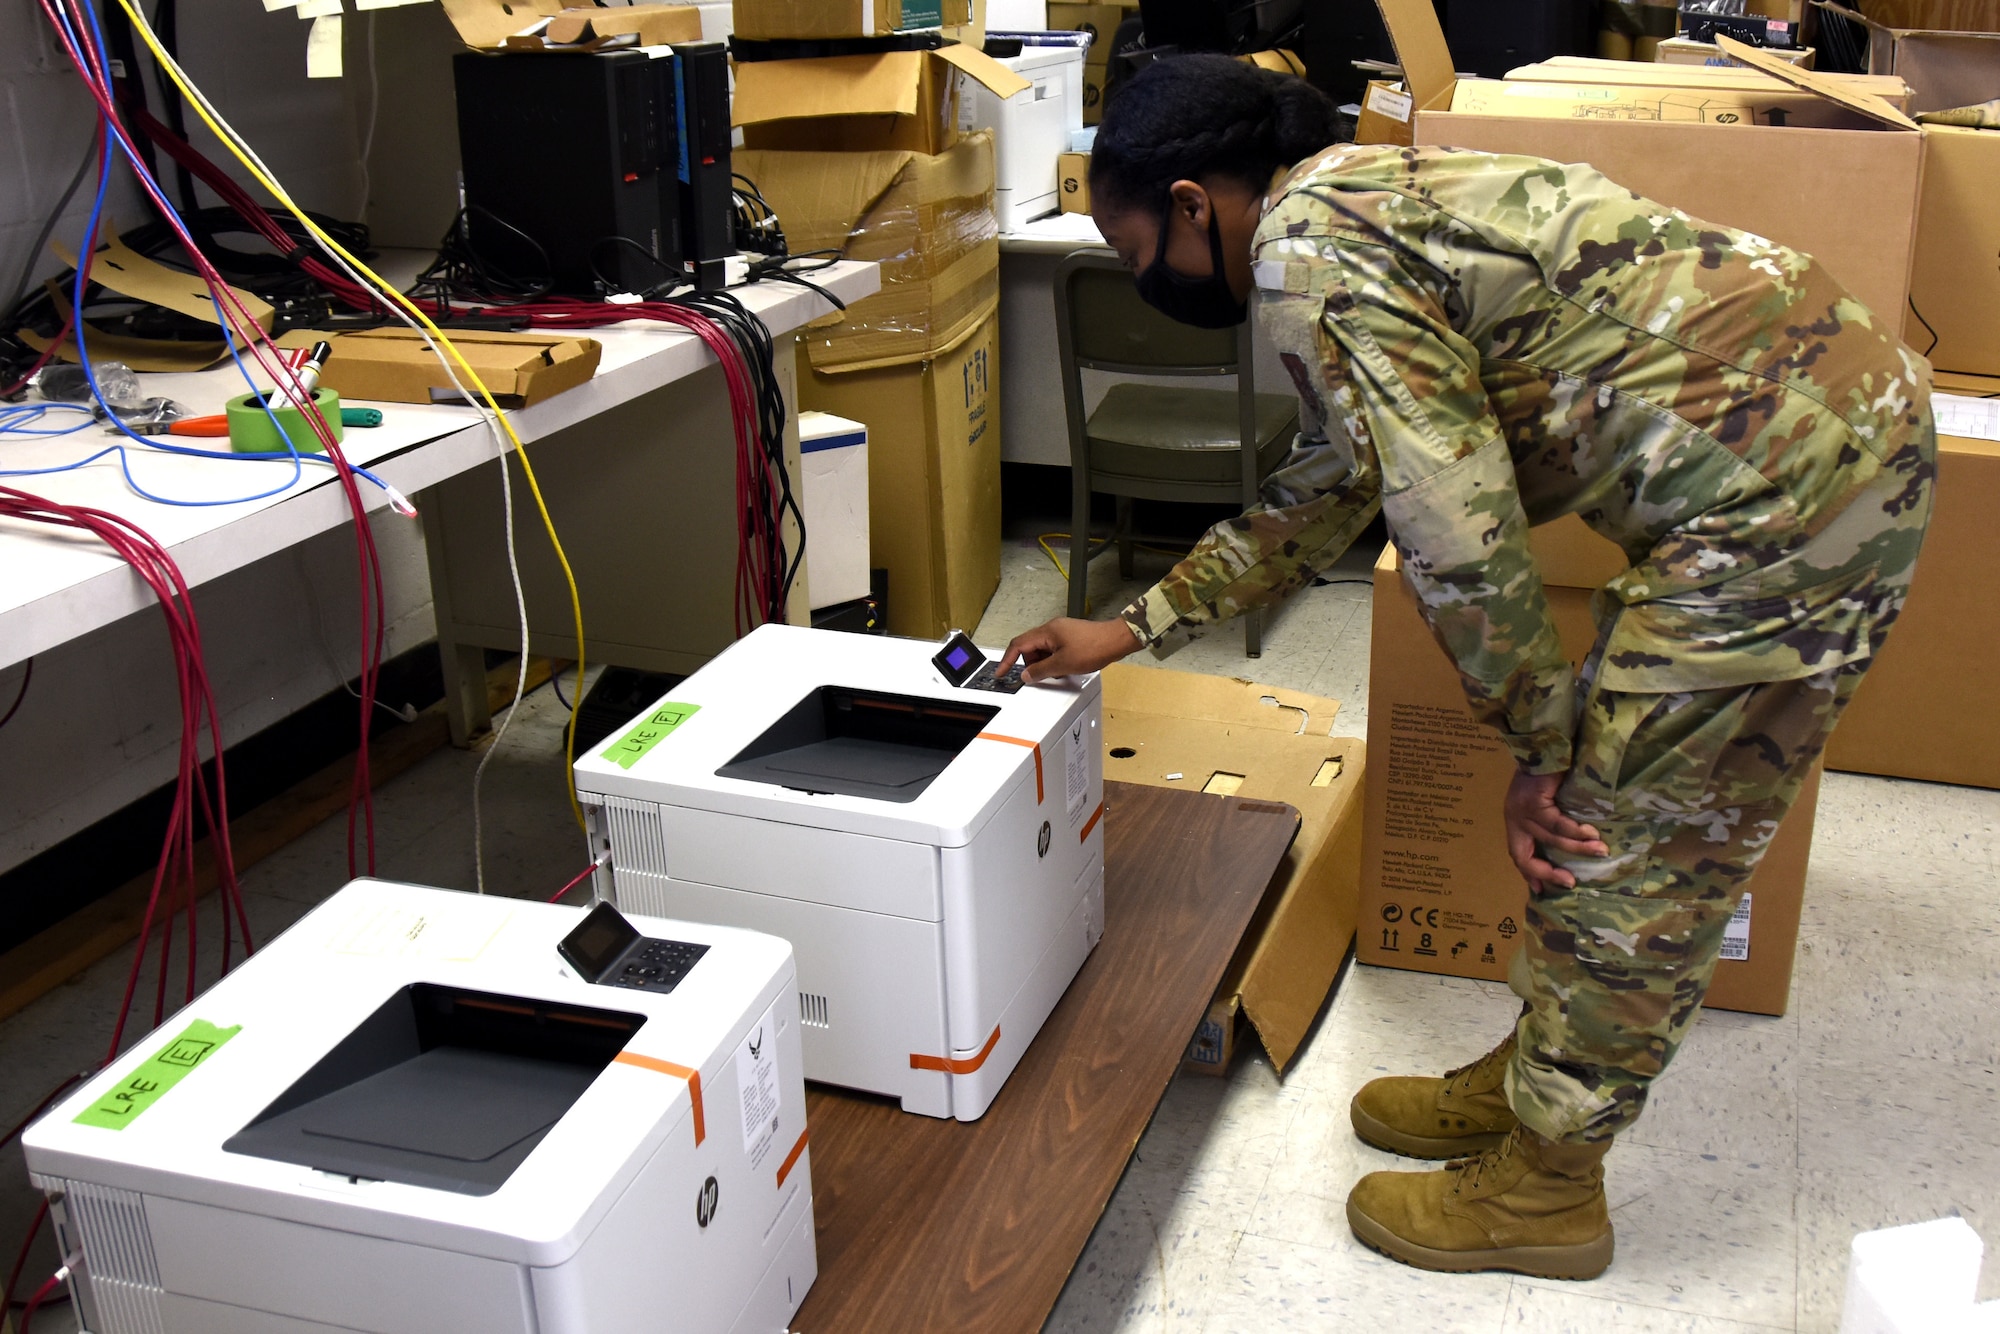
[1345, 1125, 1614, 1280]
[1349, 1031, 1520, 1159]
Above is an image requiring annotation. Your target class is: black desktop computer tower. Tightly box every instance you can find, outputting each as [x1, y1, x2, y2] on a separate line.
[452, 50, 682, 297]
[673, 41, 734, 292]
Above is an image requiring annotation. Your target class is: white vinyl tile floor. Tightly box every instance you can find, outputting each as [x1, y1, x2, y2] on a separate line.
[3, 532, 1996, 1334]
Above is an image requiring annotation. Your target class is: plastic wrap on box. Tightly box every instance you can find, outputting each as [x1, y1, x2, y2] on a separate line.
[737, 132, 999, 372]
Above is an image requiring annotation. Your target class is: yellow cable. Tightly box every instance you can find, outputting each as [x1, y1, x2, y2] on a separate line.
[120, 0, 588, 829]
[1034, 533, 1190, 607]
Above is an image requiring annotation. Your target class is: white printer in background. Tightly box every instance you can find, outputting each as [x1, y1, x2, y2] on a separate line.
[963, 38, 1088, 231]
[573, 623, 1106, 1121]
[23, 880, 815, 1334]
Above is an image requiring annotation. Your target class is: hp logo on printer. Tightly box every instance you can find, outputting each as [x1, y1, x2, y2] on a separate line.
[696, 1175, 720, 1229]
[1037, 821, 1052, 858]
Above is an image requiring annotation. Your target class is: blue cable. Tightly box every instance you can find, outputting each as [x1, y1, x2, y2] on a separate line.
[25, 0, 401, 509]
[0, 404, 95, 436]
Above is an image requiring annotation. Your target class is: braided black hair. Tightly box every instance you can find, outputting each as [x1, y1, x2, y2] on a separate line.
[1089, 54, 1340, 215]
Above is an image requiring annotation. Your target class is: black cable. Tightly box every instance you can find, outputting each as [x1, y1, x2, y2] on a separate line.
[1907, 295, 1940, 358]
[5, 137, 98, 326]
[0, 658, 30, 734]
[589, 235, 685, 299]
[550, 666, 572, 711]
[151, 0, 199, 218]
[1312, 577, 1375, 588]
[410, 207, 552, 310]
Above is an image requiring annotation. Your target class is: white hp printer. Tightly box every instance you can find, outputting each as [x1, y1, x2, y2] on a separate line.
[22, 879, 815, 1334]
[573, 624, 1106, 1121]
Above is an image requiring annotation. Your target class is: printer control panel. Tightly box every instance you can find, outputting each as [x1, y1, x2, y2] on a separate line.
[932, 630, 1025, 694]
[559, 901, 710, 994]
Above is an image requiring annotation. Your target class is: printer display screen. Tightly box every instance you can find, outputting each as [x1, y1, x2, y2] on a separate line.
[931, 631, 986, 687]
[562, 902, 640, 982]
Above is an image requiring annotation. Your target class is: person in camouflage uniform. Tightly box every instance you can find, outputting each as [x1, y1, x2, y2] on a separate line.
[999, 55, 1934, 1279]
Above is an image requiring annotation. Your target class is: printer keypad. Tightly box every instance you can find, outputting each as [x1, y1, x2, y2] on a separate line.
[965, 661, 1026, 694]
[610, 937, 710, 993]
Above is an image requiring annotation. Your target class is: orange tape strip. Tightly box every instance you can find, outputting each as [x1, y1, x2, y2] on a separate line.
[613, 1051, 705, 1146]
[978, 732, 1043, 804]
[1080, 801, 1105, 842]
[776, 1127, 810, 1190]
[910, 1024, 1002, 1075]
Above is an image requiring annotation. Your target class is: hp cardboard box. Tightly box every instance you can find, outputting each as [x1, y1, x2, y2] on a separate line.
[1373, 0, 1927, 322]
[1905, 123, 2000, 378]
[1057, 150, 1091, 213]
[796, 312, 1001, 638]
[1823, 376, 2000, 788]
[1097, 664, 1366, 1075]
[1360, 533, 1821, 1016]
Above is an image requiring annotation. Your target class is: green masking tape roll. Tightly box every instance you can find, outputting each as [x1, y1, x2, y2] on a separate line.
[225, 388, 344, 455]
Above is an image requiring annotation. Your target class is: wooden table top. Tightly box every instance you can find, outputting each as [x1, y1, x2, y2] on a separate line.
[792, 780, 1301, 1334]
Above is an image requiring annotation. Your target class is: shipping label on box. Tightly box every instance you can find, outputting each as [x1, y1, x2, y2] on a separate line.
[1359, 543, 1818, 1016]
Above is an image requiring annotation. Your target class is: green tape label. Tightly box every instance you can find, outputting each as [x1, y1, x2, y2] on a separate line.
[75, 1020, 240, 1131]
[606, 702, 701, 770]
[898, 1, 944, 28]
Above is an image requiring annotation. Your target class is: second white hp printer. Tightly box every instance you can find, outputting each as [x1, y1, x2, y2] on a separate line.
[574, 624, 1106, 1120]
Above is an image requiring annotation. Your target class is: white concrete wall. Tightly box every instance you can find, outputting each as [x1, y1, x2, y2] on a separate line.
[1, 4, 440, 877]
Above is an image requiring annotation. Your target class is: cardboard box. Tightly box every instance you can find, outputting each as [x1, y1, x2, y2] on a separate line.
[1081, 62, 1108, 124]
[1356, 79, 1417, 145]
[799, 411, 872, 610]
[1505, 56, 1910, 107]
[736, 133, 999, 373]
[733, 45, 1027, 154]
[1905, 124, 2000, 376]
[1823, 386, 2000, 788]
[1360, 541, 1822, 1016]
[1373, 0, 1928, 323]
[1822, 1, 2000, 111]
[279, 327, 602, 407]
[1058, 150, 1091, 213]
[438, 0, 703, 50]
[731, 0, 971, 41]
[795, 311, 1000, 637]
[1657, 36, 1817, 65]
[1046, 2, 1133, 61]
[1097, 663, 1366, 1075]
[1451, 77, 1881, 126]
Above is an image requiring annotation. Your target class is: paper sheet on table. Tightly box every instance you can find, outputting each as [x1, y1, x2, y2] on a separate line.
[1008, 212, 1107, 244]
[1934, 392, 2000, 444]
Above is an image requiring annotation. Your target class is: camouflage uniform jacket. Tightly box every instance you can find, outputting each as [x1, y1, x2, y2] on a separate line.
[1120, 144, 1934, 774]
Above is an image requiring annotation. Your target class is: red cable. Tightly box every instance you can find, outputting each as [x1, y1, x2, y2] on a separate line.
[0, 1201, 48, 1330]
[546, 857, 605, 904]
[18, 1273, 60, 1334]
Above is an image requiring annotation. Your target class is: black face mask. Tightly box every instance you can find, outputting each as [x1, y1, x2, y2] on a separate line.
[1134, 200, 1248, 329]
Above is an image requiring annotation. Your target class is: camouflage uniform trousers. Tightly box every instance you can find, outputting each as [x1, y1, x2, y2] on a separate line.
[1503, 438, 1937, 1145]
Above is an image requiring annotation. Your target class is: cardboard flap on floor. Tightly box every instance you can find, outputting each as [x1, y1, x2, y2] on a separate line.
[1100, 663, 1367, 1074]
[1715, 34, 1921, 126]
[277, 327, 602, 407]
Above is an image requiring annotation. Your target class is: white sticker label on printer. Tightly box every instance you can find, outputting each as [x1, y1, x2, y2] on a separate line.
[325, 903, 510, 963]
[1720, 892, 1752, 962]
[1066, 718, 1090, 821]
[736, 999, 783, 1171]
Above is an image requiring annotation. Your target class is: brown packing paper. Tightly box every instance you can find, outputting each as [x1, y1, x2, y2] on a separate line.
[30, 235, 274, 371]
[438, 0, 701, 50]
[1360, 544, 1820, 1016]
[1099, 664, 1366, 1074]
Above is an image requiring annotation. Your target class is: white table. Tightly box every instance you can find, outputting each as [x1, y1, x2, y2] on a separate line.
[0, 262, 882, 677]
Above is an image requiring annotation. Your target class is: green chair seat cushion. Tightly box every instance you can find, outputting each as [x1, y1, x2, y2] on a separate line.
[1085, 384, 1298, 485]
